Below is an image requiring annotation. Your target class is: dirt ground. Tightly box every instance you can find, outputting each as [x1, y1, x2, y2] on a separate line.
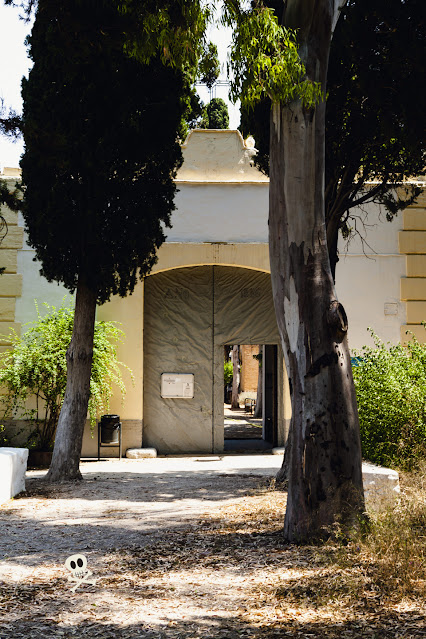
[0, 456, 425, 638]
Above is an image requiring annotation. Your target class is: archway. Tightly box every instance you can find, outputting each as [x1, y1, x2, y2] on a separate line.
[142, 265, 287, 454]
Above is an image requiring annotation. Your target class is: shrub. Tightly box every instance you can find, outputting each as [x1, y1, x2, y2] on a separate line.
[352, 329, 426, 470]
[224, 360, 233, 386]
[0, 301, 129, 451]
[0, 424, 7, 446]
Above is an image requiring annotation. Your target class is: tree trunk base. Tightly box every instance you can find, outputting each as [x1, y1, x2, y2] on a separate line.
[45, 468, 83, 483]
[45, 277, 97, 483]
[275, 465, 288, 488]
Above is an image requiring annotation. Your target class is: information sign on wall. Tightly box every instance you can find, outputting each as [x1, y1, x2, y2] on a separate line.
[161, 373, 194, 398]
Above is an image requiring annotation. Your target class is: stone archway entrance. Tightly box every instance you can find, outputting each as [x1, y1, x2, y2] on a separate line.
[142, 265, 287, 454]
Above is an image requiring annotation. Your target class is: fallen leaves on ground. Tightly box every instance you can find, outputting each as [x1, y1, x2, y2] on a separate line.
[1, 477, 425, 638]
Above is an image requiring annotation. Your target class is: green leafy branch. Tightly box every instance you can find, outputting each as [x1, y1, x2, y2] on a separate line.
[121, 1, 212, 80]
[223, 1, 323, 108]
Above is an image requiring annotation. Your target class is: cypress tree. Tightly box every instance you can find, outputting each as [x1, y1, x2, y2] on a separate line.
[21, 0, 200, 480]
[201, 98, 230, 130]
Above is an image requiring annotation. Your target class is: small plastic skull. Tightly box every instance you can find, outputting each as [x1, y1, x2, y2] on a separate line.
[64, 553, 97, 592]
[65, 553, 88, 580]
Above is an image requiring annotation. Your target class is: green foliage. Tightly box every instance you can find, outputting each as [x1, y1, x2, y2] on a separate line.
[198, 42, 220, 89]
[0, 98, 21, 140]
[0, 180, 20, 216]
[201, 98, 230, 130]
[0, 302, 129, 451]
[178, 85, 204, 141]
[223, 1, 323, 109]
[352, 330, 426, 470]
[0, 424, 8, 446]
[121, 1, 213, 142]
[121, 0, 210, 74]
[239, 98, 270, 175]
[224, 360, 233, 386]
[20, 0, 206, 304]
[239, 0, 425, 276]
[325, 0, 425, 242]
[5, 0, 210, 76]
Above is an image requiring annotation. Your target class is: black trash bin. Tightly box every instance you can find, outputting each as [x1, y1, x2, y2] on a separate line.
[100, 414, 120, 444]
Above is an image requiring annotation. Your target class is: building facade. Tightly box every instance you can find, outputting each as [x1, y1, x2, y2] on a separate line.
[1, 130, 425, 456]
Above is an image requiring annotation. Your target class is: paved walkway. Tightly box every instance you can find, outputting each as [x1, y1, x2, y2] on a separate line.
[224, 405, 263, 440]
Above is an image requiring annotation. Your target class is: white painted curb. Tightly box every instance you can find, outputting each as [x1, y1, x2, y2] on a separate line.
[0, 447, 29, 506]
[126, 448, 157, 459]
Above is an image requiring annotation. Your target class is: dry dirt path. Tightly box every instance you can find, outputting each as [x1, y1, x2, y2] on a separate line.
[1, 455, 424, 639]
[0, 456, 281, 578]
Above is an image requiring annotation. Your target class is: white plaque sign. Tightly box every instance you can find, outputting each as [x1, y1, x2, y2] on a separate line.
[161, 373, 194, 398]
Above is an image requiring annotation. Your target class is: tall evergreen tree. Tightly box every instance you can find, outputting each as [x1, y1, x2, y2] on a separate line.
[21, 0, 205, 481]
[201, 97, 230, 129]
[198, 41, 220, 90]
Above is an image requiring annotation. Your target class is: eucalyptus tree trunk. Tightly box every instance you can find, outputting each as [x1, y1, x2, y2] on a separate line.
[45, 276, 97, 482]
[270, 0, 364, 541]
[231, 345, 240, 409]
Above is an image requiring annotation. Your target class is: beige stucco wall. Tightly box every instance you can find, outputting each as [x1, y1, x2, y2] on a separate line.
[15, 238, 70, 325]
[168, 184, 269, 243]
[168, 129, 269, 244]
[3, 133, 426, 455]
[177, 129, 268, 184]
[153, 242, 270, 274]
[0, 177, 23, 349]
[240, 345, 260, 393]
[399, 191, 426, 342]
[336, 199, 407, 349]
[96, 282, 144, 421]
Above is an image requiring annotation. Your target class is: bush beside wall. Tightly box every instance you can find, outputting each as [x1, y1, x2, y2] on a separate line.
[353, 330, 426, 470]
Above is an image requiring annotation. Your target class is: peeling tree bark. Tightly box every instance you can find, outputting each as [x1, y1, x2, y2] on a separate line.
[269, 0, 364, 541]
[231, 345, 240, 409]
[45, 275, 97, 482]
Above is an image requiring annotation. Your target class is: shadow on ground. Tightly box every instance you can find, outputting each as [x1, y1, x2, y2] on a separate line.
[0, 595, 423, 639]
[0, 474, 278, 566]
[17, 469, 270, 503]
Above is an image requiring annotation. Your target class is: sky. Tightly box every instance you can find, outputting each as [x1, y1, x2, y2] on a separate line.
[0, 4, 240, 170]
[0, 2, 33, 169]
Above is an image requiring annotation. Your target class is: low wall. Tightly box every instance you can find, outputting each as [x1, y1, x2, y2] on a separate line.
[0, 447, 28, 506]
[362, 461, 400, 511]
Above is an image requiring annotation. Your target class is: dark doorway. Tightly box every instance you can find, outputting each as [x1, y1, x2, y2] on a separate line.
[263, 344, 278, 446]
[224, 344, 278, 452]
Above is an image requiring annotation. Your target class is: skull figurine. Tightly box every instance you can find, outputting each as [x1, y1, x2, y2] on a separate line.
[65, 554, 87, 579]
[65, 553, 96, 591]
